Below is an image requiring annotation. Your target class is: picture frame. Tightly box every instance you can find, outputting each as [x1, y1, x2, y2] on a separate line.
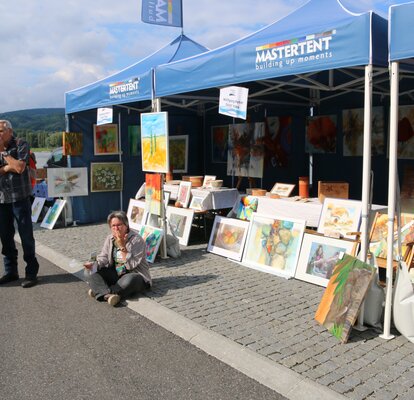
[62, 132, 83, 156]
[295, 232, 357, 287]
[93, 124, 119, 155]
[270, 182, 295, 197]
[166, 206, 194, 246]
[317, 198, 362, 240]
[47, 167, 88, 197]
[31, 197, 46, 223]
[90, 162, 123, 192]
[189, 196, 205, 211]
[202, 175, 216, 188]
[40, 199, 67, 230]
[139, 225, 164, 263]
[177, 181, 192, 208]
[126, 199, 148, 231]
[207, 216, 249, 261]
[145, 173, 162, 216]
[169, 135, 188, 173]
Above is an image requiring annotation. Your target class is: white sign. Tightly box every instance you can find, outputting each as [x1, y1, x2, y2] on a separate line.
[97, 107, 113, 126]
[219, 86, 249, 120]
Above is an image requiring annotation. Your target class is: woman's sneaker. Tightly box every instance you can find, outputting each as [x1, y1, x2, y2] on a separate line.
[104, 294, 120, 306]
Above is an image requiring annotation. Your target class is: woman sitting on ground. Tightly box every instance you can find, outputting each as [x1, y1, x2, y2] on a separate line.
[84, 210, 151, 306]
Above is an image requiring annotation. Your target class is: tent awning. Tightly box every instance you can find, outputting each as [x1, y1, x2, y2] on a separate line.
[389, 2, 414, 62]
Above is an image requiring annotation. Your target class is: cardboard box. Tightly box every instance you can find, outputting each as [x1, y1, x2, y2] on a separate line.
[318, 181, 349, 202]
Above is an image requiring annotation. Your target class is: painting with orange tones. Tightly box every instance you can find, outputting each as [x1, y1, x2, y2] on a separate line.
[63, 132, 83, 156]
[227, 122, 264, 178]
[305, 115, 337, 154]
[145, 173, 162, 216]
[211, 125, 229, 163]
[264, 116, 292, 167]
[141, 112, 169, 173]
[93, 124, 119, 155]
[397, 105, 414, 159]
[315, 254, 375, 343]
[207, 216, 249, 261]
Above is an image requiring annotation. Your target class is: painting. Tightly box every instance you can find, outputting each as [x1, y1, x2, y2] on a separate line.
[207, 216, 249, 261]
[227, 122, 264, 178]
[271, 182, 295, 197]
[264, 116, 292, 168]
[305, 115, 337, 154]
[317, 198, 362, 239]
[315, 254, 375, 343]
[397, 105, 414, 159]
[47, 167, 88, 197]
[232, 195, 258, 221]
[141, 111, 169, 173]
[202, 175, 216, 188]
[169, 135, 188, 173]
[166, 206, 194, 246]
[401, 165, 414, 213]
[145, 173, 162, 216]
[242, 213, 305, 278]
[189, 196, 205, 211]
[211, 125, 229, 163]
[90, 162, 123, 192]
[126, 199, 147, 231]
[93, 124, 119, 155]
[139, 225, 164, 263]
[177, 181, 192, 208]
[342, 107, 384, 156]
[31, 197, 46, 223]
[128, 125, 141, 156]
[63, 132, 83, 156]
[40, 199, 67, 230]
[295, 233, 357, 287]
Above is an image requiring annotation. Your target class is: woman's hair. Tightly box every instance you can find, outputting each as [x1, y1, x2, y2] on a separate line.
[107, 210, 130, 231]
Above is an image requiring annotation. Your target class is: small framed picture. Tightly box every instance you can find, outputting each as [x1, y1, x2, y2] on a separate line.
[40, 199, 67, 230]
[139, 225, 164, 263]
[126, 199, 148, 231]
[166, 206, 194, 246]
[31, 197, 46, 223]
[270, 182, 295, 197]
[177, 181, 192, 208]
[202, 175, 216, 187]
[189, 196, 205, 211]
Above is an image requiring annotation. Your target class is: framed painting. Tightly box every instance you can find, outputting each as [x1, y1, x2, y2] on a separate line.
[90, 162, 123, 192]
[126, 199, 147, 231]
[139, 225, 164, 263]
[202, 175, 216, 188]
[207, 216, 249, 261]
[93, 124, 119, 155]
[40, 199, 67, 230]
[47, 167, 88, 197]
[211, 125, 229, 163]
[141, 111, 169, 173]
[169, 135, 188, 173]
[231, 195, 258, 221]
[177, 181, 192, 208]
[166, 206, 194, 246]
[145, 173, 162, 216]
[31, 197, 46, 223]
[62, 132, 83, 156]
[265, 116, 292, 168]
[242, 213, 305, 278]
[295, 233, 357, 287]
[317, 198, 362, 239]
[397, 105, 414, 159]
[189, 196, 205, 211]
[128, 125, 141, 157]
[271, 182, 295, 197]
[305, 115, 337, 154]
[315, 254, 375, 343]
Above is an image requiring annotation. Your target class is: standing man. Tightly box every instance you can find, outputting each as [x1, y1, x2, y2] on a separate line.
[0, 120, 39, 288]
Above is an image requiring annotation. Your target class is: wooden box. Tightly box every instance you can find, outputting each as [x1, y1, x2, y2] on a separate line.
[318, 181, 349, 203]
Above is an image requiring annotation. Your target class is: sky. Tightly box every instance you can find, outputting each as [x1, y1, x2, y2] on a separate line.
[0, 0, 409, 113]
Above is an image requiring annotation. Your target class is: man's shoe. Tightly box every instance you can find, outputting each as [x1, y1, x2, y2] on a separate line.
[88, 289, 96, 298]
[105, 294, 120, 306]
[21, 278, 38, 288]
[0, 274, 19, 284]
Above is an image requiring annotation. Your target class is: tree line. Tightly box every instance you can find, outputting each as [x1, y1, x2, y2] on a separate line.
[15, 129, 63, 149]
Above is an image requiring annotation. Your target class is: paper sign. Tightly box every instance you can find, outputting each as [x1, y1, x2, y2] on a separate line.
[97, 107, 113, 126]
[219, 86, 249, 120]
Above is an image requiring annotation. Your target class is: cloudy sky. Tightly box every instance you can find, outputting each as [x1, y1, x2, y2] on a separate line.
[0, 0, 407, 113]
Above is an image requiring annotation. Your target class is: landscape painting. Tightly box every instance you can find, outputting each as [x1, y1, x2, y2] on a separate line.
[93, 124, 119, 155]
[47, 167, 88, 197]
[90, 162, 123, 192]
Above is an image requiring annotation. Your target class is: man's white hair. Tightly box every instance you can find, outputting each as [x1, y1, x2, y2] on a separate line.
[0, 120, 12, 130]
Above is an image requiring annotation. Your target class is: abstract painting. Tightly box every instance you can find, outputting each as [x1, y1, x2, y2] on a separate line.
[40, 199, 67, 230]
[211, 125, 229, 163]
[63, 132, 83, 156]
[141, 112, 169, 173]
[315, 254, 375, 343]
[90, 162, 123, 192]
[207, 216, 249, 261]
[47, 167, 88, 197]
[126, 199, 147, 231]
[398, 105, 414, 159]
[232, 195, 258, 221]
[271, 183, 295, 197]
[342, 107, 384, 156]
[166, 206, 194, 246]
[139, 225, 164, 263]
[31, 197, 46, 223]
[227, 122, 264, 178]
[169, 135, 188, 173]
[145, 173, 162, 216]
[242, 213, 305, 278]
[93, 124, 119, 155]
[264, 116, 292, 167]
[295, 233, 356, 287]
[305, 115, 337, 154]
[128, 125, 141, 156]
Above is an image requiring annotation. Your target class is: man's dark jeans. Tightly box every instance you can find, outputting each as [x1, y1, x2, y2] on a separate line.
[0, 197, 39, 279]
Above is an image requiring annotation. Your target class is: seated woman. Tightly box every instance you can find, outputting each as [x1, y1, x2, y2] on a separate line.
[84, 210, 151, 306]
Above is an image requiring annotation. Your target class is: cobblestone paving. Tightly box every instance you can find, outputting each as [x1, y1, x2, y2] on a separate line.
[33, 223, 414, 400]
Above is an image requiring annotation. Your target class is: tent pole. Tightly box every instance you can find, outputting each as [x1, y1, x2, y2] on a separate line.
[118, 112, 123, 211]
[380, 62, 399, 341]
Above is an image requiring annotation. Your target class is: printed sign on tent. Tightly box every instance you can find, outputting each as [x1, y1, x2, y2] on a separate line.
[141, 0, 183, 28]
[97, 107, 113, 126]
[219, 86, 249, 120]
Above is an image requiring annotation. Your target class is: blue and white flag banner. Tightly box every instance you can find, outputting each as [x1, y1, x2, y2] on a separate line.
[219, 86, 249, 120]
[97, 107, 113, 126]
[141, 0, 183, 28]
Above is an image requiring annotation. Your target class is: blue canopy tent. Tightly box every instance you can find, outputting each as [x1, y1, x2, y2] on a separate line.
[63, 34, 208, 223]
[155, 0, 388, 276]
